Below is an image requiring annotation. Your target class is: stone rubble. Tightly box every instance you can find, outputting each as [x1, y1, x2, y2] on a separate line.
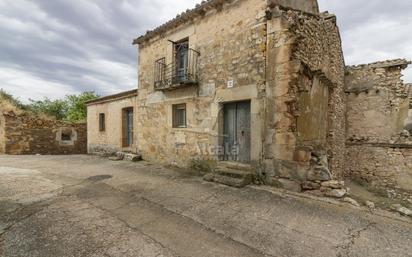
[391, 204, 412, 217]
[365, 201, 376, 211]
[343, 197, 360, 207]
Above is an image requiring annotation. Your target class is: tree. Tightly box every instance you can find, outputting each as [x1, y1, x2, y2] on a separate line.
[65, 92, 99, 122]
[2, 90, 99, 122]
[28, 98, 68, 120]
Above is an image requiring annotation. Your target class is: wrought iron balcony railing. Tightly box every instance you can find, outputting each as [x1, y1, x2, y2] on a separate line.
[154, 48, 200, 90]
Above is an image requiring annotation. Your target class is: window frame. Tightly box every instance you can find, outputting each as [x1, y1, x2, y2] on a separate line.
[99, 113, 106, 132]
[172, 103, 187, 128]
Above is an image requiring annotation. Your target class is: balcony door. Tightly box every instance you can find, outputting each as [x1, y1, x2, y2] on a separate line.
[174, 40, 189, 83]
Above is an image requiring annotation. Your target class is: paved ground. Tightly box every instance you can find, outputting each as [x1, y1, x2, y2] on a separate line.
[0, 155, 411, 257]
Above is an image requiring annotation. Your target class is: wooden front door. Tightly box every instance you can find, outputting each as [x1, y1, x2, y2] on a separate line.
[223, 101, 251, 163]
[122, 108, 134, 147]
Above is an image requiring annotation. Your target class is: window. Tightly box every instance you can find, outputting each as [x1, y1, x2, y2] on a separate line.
[99, 113, 105, 132]
[61, 131, 72, 141]
[172, 103, 187, 128]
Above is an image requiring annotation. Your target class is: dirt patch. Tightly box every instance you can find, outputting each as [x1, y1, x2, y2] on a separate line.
[346, 179, 412, 210]
[86, 175, 113, 182]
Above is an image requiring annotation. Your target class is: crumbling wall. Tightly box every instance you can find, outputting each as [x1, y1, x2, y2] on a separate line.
[263, 7, 345, 190]
[0, 113, 5, 153]
[2, 112, 87, 155]
[290, 11, 346, 178]
[405, 84, 412, 133]
[346, 144, 412, 194]
[346, 61, 410, 141]
[345, 60, 412, 196]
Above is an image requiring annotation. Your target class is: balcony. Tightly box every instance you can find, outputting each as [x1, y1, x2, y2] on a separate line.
[154, 48, 200, 91]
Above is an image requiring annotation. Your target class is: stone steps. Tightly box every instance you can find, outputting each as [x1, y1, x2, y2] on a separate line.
[109, 152, 142, 162]
[203, 162, 255, 188]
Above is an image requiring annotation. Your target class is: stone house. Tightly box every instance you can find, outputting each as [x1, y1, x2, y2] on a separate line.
[0, 110, 87, 155]
[87, 0, 412, 197]
[86, 89, 138, 155]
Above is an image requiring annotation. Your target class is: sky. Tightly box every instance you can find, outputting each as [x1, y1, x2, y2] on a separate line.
[0, 0, 411, 102]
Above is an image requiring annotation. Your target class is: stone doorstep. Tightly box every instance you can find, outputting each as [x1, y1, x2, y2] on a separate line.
[203, 161, 256, 188]
[215, 167, 254, 180]
[218, 161, 254, 172]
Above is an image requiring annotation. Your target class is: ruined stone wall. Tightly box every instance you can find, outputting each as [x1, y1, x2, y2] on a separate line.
[1, 112, 87, 155]
[290, 11, 346, 178]
[0, 113, 5, 153]
[136, 0, 267, 166]
[345, 61, 412, 196]
[87, 95, 137, 155]
[346, 143, 412, 195]
[403, 84, 412, 133]
[263, 8, 345, 186]
[345, 63, 410, 141]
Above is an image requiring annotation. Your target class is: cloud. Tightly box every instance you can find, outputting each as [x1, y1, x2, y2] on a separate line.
[0, 0, 202, 101]
[318, 0, 412, 82]
[0, 0, 410, 102]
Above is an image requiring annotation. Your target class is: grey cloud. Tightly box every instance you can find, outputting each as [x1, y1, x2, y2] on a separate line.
[318, 0, 412, 81]
[0, 0, 201, 101]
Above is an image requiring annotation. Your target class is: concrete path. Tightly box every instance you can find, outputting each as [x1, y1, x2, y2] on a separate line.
[0, 155, 411, 257]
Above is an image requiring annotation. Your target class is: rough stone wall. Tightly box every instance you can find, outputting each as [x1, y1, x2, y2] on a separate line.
[263, 8, 345, 186]
[87, 95, 138, 155]
[0, 113, 5, 153]
[346, 144, 412, 194]
[345, 61, 412, 196]
[1, 112, 87, 155]
[403, 84, 412, 133]
[290, 11, 346, 178]
[345, 62, 410, 141]
[136, 0, 268, 166]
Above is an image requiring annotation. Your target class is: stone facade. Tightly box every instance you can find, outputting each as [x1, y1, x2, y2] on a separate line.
[345, 60, 412, 196]
[131, 0, 346, 189]
[86, 90, 138, 155]
[0, 111, 87, 155]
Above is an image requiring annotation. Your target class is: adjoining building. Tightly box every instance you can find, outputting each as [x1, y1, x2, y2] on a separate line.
[86, 89, 138, 155]
[86, 0, 412, 198]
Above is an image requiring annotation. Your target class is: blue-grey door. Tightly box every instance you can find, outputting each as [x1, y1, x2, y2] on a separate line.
[123, 108, 133, 147]
[223, 101, 251, 163]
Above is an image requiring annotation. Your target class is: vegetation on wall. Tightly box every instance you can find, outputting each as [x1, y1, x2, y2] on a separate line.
[0, 89, 99, 122]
